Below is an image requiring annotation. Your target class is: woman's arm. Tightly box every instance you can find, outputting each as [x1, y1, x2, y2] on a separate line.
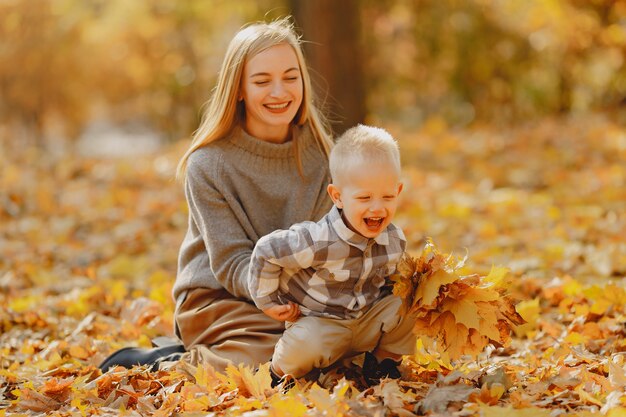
[184, 155, 255, 300]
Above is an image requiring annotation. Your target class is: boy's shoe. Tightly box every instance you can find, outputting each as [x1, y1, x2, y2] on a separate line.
[269, 365, 296, 391]
[151, 351, 185, 371]
[362, 352, 401, 386]
[378, 358, 402, 379]
[99, 344, 186, 372]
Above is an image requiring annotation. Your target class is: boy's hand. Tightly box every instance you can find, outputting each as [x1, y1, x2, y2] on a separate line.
[263, 302, 301, 322]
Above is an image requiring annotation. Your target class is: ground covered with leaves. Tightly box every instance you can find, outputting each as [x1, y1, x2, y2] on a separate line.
[1, 114, 626, 416]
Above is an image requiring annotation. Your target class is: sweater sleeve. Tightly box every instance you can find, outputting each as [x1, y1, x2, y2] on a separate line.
[248, 226, 316, 311]
[184, 155, 254, 300]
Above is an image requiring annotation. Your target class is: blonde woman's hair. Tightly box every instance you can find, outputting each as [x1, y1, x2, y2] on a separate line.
[176, 17, 333, 181]
[329, 124, 401, 184]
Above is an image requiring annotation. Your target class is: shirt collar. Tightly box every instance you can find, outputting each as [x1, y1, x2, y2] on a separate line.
[328, 205, 391, 250]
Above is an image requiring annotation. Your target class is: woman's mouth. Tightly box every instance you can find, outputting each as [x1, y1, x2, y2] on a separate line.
[264, 102, 290, 112]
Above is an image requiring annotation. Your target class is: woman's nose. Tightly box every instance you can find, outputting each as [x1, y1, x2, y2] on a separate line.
[270, 81, 285, 97]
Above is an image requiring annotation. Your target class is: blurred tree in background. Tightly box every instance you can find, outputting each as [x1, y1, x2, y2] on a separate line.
[1, 0, 625, 145]
[291, 0, 366, 135]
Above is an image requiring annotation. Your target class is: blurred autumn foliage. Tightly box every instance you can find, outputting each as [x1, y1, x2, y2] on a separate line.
[364, 0, 626, 126]
[0, 0, 275, 142]
[1, 0, 626, 143]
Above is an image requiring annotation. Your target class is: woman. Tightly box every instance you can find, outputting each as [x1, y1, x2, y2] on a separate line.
[100, 17, 334, 372]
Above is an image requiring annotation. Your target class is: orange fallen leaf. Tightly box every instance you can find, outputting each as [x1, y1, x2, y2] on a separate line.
[392, 239, 525, 360]
[69, 345, 90, 360]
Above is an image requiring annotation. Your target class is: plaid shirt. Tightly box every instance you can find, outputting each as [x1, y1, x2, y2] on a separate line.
[248, 205, 406, 319]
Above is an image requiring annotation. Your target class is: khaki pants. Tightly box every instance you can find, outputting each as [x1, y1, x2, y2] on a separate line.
[175, 287, 284, 372]
[274, 295, 416, 377]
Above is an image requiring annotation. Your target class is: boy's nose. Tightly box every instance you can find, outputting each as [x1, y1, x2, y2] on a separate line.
[369, 201, 385, 213]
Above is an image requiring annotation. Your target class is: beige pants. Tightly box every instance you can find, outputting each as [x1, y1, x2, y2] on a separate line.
[274, 295, 416, 377]
[175, 287, 284, 372]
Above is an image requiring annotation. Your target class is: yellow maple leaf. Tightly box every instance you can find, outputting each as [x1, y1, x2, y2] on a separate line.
[389, 273, 411, 298]
[469, 383, 505, 405]
[464, 285, 501, 303]
[393, 240, 525, 360]
[607, 408, 626, 417]
[565, 332, 587, 345]
[443, 297, 480, 329]
[476, 303, 501, 342]
[483, 265, 510, 287]
[513, 298, 540, 338]
[412, 338, 453, 370]
[306, 384, 351, 415]
[576, 386, 603, 406]
[466, 328, 488, 357]
[69, 345, 90, 360]
[433, 311, 470, 359]
[182, 394, 212, 412]
[41, 377, 74, 401]
[222, 362, 273, 399]
[268, 394, 308, 417]
[479, 405, 552, 417]
[417, 269, 458, 306]
[193, 363, 221, 391]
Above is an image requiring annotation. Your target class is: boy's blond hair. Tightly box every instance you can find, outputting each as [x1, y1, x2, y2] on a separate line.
[329, 124, 401, 184]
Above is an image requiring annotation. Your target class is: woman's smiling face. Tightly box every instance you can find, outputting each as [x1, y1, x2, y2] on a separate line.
[240, 43, 303, 143]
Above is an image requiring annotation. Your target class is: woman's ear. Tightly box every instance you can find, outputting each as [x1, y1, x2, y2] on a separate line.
[327, 184, 343, 208]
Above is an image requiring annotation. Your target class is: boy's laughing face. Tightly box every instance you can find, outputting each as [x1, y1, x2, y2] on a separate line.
[327, 158, 402, 239]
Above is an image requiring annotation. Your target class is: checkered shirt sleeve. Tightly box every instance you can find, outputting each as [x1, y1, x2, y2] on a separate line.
[248, 224, 316, 311]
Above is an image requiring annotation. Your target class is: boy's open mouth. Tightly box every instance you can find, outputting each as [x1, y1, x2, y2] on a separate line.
[364, 217, 384, 228]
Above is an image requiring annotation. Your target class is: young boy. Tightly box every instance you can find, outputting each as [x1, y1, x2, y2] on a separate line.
[248, 124, 415, 383]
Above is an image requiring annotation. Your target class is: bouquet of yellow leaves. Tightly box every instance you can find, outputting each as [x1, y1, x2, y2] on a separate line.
[390, 239, 525, 360]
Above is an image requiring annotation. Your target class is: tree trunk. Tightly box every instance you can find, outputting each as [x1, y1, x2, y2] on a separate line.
[290, 0, 366, 136]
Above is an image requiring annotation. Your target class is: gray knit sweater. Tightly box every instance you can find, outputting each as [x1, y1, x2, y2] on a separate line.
[173, 125, 333, 303]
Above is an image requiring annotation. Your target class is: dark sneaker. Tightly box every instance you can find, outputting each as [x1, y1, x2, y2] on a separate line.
[151, 351, 185, 371]
[378, 358, 402, 379]
[269, 365, 295, 391]
[362, 352, 401, 386]
[99, 344, 186, 372]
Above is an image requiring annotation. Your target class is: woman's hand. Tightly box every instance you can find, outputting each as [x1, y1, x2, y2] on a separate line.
[263, 302, 301, 322]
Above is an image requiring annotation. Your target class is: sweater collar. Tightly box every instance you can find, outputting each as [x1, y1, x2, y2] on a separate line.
[328, 205, 391, 250]
[229, 124, 313, 159]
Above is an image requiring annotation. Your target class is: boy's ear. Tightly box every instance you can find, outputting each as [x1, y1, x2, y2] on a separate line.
[327, 184, 343, 208]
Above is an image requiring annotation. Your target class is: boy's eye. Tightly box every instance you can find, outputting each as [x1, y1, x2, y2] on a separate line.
[254, 80, 270, 85]
[357, 196, 370, 201]
[284, 76, 299, 82]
